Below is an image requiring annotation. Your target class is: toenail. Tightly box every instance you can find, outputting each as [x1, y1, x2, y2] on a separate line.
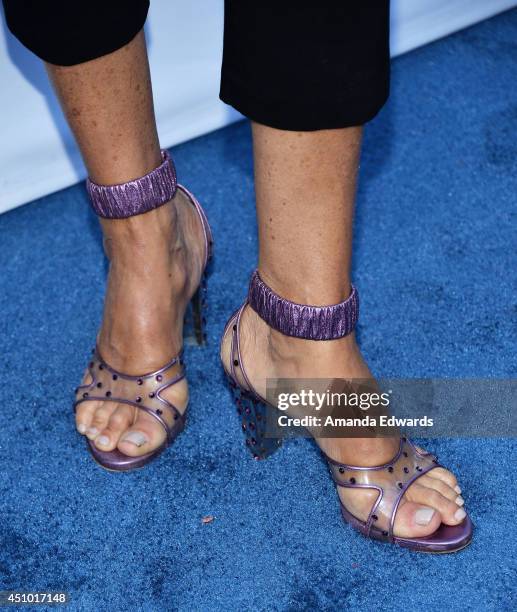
[97, 435, 110, 446]
[415, 507, 435, 526]
[121, 431, 147, 447]
[454, 507, 467, 522]
[455, 496, 465, 507]
[77, 423, 87, 434]
[454, 485, 462, 494]
[87, 427, 98, 437]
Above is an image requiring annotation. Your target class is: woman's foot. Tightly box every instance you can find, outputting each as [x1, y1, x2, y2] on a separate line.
[75, 188, 206, 456]
[221, 304, 466, 540]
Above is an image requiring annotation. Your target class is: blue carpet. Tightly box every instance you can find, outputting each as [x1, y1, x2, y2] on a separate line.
[1, 10, 516, 612]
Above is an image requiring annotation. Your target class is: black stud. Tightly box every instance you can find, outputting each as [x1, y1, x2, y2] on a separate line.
[371, 514, 378, 521]
[149, 392, 155, 398]
[137, 379, 143, 385]
[136, 396, 142, 403]
[388, 466, 394, 473]
[105, 391, 111, 397]
[416, 466, 422, 472]
[339, 467, 345, 474]
[99, 364, 104, 370]
[398, 482, 403, 489]
[97, 382, 102, 388]
[233, 359, 239, 366]
[403, 451, 408, 457]
[233, 325, 237, 331]
[156, 375, 163, 382]
[382, 531, 389, 537]
[112, 374, 118, 381]
[82, 392, 89, 398]
[156, 409, 163, 415]
[349, 477, 356, 484]
[403, 467, 409, 474]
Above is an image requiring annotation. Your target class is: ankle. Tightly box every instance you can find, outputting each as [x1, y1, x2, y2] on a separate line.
[101, 200, 178, 260]
[267, 326, 359, 361]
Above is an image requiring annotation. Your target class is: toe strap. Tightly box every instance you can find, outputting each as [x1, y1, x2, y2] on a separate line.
[328, 438, 441, 541]
[74, 347, 186, 443]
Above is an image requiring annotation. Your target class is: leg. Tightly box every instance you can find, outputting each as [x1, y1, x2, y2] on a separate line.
[236, 124, 465, 538]
[43, 31, 206, 456]
[220, 1, 467, 541]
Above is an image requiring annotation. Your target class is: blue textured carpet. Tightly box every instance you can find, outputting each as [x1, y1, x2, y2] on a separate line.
[1, 10, 516, 612]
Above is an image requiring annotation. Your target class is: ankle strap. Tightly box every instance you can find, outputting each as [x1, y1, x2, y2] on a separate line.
[248, 270, 359, 340]
[86, 150, 177, 218]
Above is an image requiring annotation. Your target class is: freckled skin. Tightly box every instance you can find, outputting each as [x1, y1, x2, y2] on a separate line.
[47, 31, 161, 183]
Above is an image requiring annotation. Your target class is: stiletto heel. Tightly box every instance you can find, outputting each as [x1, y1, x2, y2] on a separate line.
[75, 150, 213, 471]
[220, 270, 473, 552]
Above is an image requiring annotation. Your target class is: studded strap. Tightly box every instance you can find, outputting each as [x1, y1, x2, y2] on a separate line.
[327, 438, 441, 541]
[74, 347, 186, 443]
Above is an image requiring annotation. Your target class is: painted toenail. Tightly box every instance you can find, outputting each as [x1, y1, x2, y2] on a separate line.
[87, 427, 99, 437]
[77, 424, 87, 434]
[415, 507, 435, 526]
[454, 507, 466, 522]
[121, 432, 147, 447]
[96, 435, 110, 446]
[456, 496, 465, 506]
[454, 485, 462, 494]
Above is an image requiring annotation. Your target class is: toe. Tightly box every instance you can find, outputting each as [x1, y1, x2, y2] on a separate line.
[393, 501, 443, 539]
[117, 410, 168, 457]
[417, 474, 463, 504]
[75, 400, 101, 435]
[87, 402, 118, 440]
[94, 404, 134, 451]
[426, 466, 459, 491]
[406, 483, 466, 526]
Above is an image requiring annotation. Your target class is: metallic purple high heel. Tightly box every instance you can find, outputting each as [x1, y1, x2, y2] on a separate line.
[221, 271, 473, 553]
[74, 150, 213, 471]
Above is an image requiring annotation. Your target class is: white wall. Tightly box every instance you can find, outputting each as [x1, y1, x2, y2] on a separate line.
[0, 0, 515, 214]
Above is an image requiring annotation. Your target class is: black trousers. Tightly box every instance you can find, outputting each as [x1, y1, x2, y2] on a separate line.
[2, 0, 390, 131]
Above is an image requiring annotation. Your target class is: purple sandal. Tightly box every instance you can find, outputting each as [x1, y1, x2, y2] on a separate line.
[222, 271, 473, 553]
[74, 150, 213, 471]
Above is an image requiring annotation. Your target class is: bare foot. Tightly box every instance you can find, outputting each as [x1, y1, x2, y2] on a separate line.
[221, 305, 466, 538]
[75, 187, 206, 456]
